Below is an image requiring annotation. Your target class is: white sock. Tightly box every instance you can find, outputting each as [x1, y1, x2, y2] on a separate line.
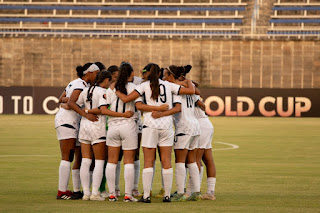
[175, 163, 186, 194]
[142, 167, 153, 199]
[133, 160, 140, 190]
[115, 161, 121, 191]
[80, 158, 92, 196]
[207, 177, 216, 195]
[124, 164, 134, 197]
[151, 162, 156, 190]
[184, 167, 188, 190]
[58, 160, 71, 192]
[187, 162, 200, 193]
[72, 169, 81, 192]
[162, 168, 173, 197]
[186, 176, 193, 196]
[92, 159, 105, 196]
[106, 163, 117, 196]
[200, 166, 204, 185]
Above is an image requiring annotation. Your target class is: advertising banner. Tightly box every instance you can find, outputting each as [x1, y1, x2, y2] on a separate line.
[0, 87, 319, 117]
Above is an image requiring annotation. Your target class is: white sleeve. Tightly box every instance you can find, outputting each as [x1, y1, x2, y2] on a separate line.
[173, 94, 182, 104]
[73, 81, 86, 91]
[106, 88, 112, 105]
[76, 90, 85, 107]
[169, 82, 181, 95]
[133, 76, 143, 85]
[98, 90, 108, 109]
[135, 83, 145, 96]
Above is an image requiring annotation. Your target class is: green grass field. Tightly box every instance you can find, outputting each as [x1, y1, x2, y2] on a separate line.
[0, 115, 319, 212]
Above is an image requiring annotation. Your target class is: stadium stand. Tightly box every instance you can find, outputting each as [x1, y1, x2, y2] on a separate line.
[268, 0, 320, 38]
[0, 0, 248, 38]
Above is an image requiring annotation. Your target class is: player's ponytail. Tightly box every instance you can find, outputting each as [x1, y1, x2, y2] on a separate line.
[168, 65, 185, 80]
[76, 63, 93, 78]
[115, 62, 133, 95]
[147, 63, 161, 100]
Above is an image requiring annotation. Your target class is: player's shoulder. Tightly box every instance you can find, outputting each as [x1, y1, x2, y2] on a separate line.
[133, 76, 143, 85]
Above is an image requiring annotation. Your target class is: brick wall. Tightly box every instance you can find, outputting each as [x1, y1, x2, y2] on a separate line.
[0, 38, 319, 88]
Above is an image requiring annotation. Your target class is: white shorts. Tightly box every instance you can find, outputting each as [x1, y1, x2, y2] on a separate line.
[107, 121, 138, 150]
[174, 134, 199, 150]
[56, 125, 80, 146]
[198, 118, 214, 149]
[141, 127, 174, 148]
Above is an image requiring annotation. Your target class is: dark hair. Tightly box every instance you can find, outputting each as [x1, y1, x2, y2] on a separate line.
[168, 65, 185, 79]
[115, 62, 133, 95]
[146, 63, 161, 100]
[76, 63, 93, 78]
[159, 68, 164, 80]
[183, 65, 192, 76]
[95, 62, 106, 71]
[86, 71, 112, 107]
[107, 65, 119, 74]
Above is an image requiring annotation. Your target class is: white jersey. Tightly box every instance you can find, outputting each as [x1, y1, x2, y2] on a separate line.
[135, 79, 181, 130]
[55, 78, 88, 129]
[194, 95, 208, 119]
[77, 86, 108, 142]
[173, 94, 201, 136]
[106, 82, 137, 126]
[132, 76, 143, 85]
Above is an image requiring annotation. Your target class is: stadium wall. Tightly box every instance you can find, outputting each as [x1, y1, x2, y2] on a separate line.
[0, 38, 319, 89]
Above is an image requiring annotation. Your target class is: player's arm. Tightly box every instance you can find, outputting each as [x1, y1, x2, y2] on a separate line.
[115, 90, 140, 103]
[151, 103, 181, 119]
[135, 102, 169, 112]
[100, 105, 134, 118]
[85, 107, 101, 115]
[59, 90, 70, 109]
[196, 99, 205, 111]
[68, 90, 98, 122]
[176, 79, 195, 95]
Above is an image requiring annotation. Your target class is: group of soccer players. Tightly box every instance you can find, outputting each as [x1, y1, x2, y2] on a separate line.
[54, 61, 216, 203]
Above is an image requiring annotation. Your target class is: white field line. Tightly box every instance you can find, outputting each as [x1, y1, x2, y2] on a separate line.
[213, 141, 239, 151]
[0, 141, 239, 157]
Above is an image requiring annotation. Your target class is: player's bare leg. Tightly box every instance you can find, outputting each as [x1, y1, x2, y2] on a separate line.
[201, 148, 216, 200]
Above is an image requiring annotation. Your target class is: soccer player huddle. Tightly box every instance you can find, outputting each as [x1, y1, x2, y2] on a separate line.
[54, 61, 216, 203]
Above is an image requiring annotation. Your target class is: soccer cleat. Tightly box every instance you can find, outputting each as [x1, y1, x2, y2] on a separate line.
[90, 194, 105, 201]
[100, 191, 109, 198]
[155, 188, 165, 198]
[115, 190, 120, 197]
[132, 189, 141, 197]
[163, 196, 171, 202]
[108, 195, 118, 202]
[170, 191, 178, 198]
[56, 191, 71, 200]
[186, 192, 201, 201]
[138, 196, 151, 203]
[71, 191, 83, 200]
[171, 193, 186, 202]
[123, 196, 138, 202]
[201, 193, 216, 200]
[82, 194, 90, 201]
[65, 190, 74, 196]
